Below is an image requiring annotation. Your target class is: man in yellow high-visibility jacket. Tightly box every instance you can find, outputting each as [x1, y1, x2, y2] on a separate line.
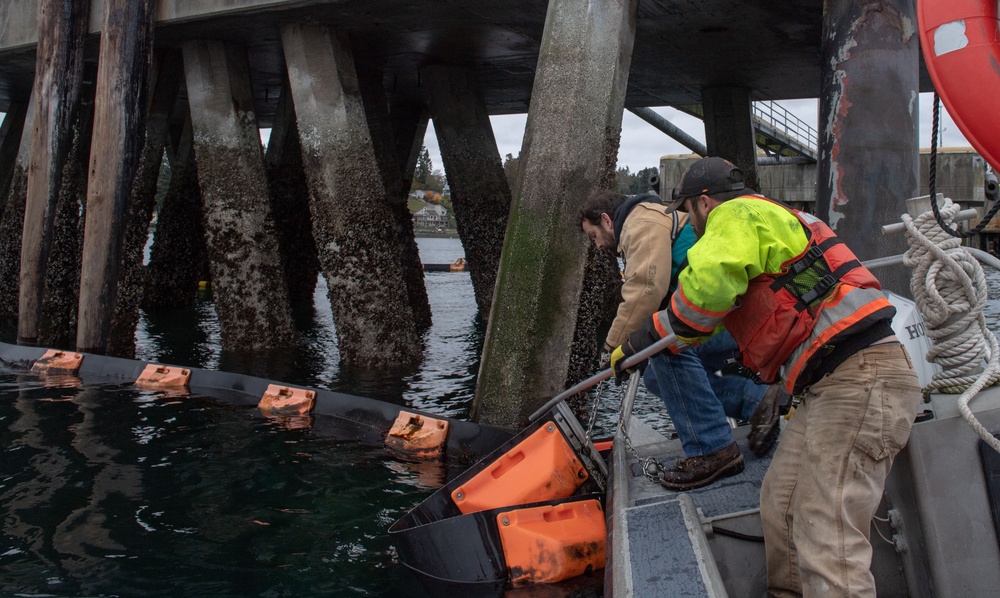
[612, 157, 921, 597]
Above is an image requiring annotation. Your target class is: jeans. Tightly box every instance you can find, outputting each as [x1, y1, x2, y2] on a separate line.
[642, 331, 768, 457]
[760, 342, 920, 597]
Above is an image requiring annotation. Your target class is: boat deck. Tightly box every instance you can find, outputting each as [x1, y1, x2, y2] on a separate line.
[608, 419, 770, 597]
[608, 387, 1000, 597]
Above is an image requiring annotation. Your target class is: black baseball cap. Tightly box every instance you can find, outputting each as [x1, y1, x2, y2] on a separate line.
[664, 157, 747, 213]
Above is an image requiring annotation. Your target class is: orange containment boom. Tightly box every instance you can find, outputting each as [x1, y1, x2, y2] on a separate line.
[451, 423, 588, 514]
[258, 384, 316, 419]
[135, 364, 191, 390]
[384, 410, 450, 459]
[31, 350, 84, 374]
[497, 499, 607, 587]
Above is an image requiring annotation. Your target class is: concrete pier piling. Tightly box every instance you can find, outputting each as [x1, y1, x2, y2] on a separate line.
[107, 50, 182, 358]
[0, 101, 33, 319]
[182, 40, 296, 351]
[702, 86, 760, 191]
[78, 0, 157, 355]
[18, 0, 91, 346]
[0, 102, 27, 208]
[264, 80, 320, 305]
[473, 0, 639, 428]
[281, 24, 422, 369]
[424, 65, 512, 319]
[356, 64, 431, 332]
[819, 0, 919, 296]
[143, 114, 210, 311]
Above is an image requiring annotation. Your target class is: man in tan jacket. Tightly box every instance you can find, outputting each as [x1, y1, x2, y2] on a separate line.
[579, 189, 786, 489]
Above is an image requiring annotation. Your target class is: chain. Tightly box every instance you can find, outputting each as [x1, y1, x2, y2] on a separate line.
[584, 379, 605, 443]
[615, 384, 664, 480]
[584, 373, 665, 480]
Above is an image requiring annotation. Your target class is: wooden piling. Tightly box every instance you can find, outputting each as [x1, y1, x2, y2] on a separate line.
[19, 0, 90, 345]
[77, 0, 157, 354]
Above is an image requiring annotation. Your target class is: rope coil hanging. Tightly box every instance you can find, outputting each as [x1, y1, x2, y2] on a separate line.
[901, 198, 1000, 452]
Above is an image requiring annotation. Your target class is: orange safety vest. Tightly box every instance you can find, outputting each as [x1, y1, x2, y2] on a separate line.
[721, 199, 895, 392]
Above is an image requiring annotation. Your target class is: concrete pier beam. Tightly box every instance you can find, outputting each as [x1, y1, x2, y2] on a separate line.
[182, 40, 296, 351]
[264, 80, 319, 304]
[357, 64, 431, 332]
[18, 0, 90, 346]
[473, 0, 638, 428]
[0, 100, 34, 319]
[143, 113, 210, 311]
[78, 0, 156, 355]
[424, 65, 512, 318]
[280, 24, 422, 369]
[107, 50, 182, 358]
[702, 86, 760, 191]
[818, 0, 918, 295]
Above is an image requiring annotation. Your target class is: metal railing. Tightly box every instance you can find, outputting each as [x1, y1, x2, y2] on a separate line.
[753, 100, 818, 152]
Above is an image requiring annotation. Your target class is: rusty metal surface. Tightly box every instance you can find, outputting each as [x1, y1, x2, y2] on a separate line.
[0, 0, 935, 122]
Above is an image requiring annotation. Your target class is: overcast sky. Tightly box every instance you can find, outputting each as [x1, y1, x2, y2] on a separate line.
[422, 93, 972, 175]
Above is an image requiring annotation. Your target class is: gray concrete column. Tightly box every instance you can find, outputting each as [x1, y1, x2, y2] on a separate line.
[182, 40, 296, 351]
[264, 80, 320, 304]
[107, 50, 182, 358]
[818, 0, 918, 295]
[19, 0, 90, 345]
[78, 0, 156, 355]
[0, 102, 28, 209]
[702, 86, 760, 190]
[389, 101, 430, 192]
[143, 112, 210, 311]
[0, 99, 34, 319]
[357, 64, 431, 332]
[473, 0, 639, 429]
[280, 24, 422, 368]
[424, 65, 512, 318]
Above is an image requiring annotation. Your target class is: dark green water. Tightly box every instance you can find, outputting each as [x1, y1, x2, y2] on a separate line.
[0, 238, 624, 597]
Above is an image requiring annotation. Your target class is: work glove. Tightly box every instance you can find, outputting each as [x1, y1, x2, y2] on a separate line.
[598, 343, 613, 370]
[609, 343, 639, 385]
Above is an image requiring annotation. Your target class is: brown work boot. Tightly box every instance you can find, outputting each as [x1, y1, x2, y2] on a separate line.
[748, 384, 789, 457]
[659, 441, 744, 490]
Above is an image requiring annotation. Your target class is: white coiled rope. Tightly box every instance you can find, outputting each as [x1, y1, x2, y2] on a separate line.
[901, 198, 1000, 453]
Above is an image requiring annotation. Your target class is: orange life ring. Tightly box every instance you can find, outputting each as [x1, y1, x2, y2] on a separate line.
[917, 0, 1000, 171]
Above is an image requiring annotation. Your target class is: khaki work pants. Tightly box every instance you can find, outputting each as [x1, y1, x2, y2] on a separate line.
[760, 343, 921, 597]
